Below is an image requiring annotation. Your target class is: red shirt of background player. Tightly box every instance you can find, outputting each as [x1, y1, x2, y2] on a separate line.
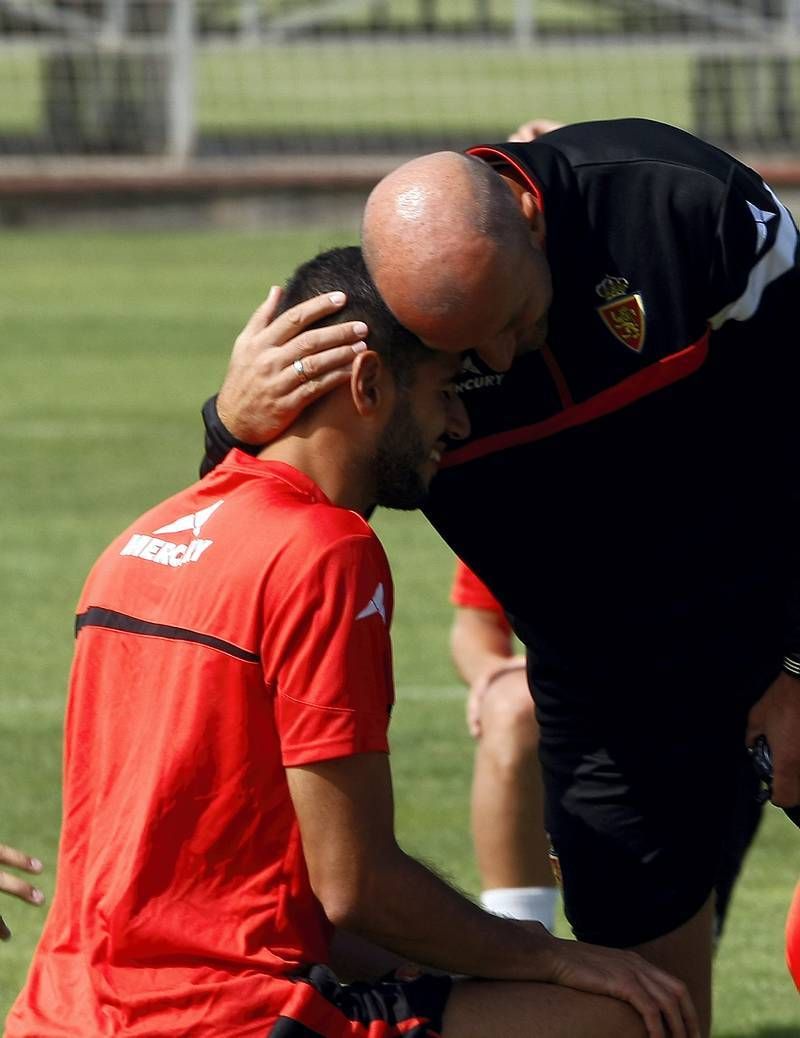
[450, 559, 511, 634]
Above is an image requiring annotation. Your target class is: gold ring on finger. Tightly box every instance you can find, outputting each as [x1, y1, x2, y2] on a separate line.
[293, 358, 309, 383]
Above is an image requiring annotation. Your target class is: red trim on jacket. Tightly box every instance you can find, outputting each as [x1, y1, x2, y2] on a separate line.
[440, 331, 710, 469]
[541, 345, 574, 407]
[467, 145, 545, 214]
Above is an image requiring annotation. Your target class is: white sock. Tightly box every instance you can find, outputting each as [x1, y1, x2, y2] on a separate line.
[480, 886, 558, 932]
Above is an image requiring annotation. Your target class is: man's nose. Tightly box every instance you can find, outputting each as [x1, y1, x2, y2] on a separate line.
[476, 333, 516, 372]
[446, 394, 470, 442]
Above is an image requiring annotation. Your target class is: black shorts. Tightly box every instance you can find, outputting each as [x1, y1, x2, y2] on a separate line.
[270, 965, 453, 1038]
[532, 652, 777, 948]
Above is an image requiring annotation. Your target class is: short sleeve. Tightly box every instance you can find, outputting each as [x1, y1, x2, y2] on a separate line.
[263, 533, 395, 767]
[450, 559, 509, 627]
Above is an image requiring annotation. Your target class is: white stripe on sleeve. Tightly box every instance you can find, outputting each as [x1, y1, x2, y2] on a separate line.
[709, 184, 799, 331]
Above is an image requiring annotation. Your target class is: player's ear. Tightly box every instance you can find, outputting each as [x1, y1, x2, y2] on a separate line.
[351, 350, 388, 416]
[520, 191, 546, 245]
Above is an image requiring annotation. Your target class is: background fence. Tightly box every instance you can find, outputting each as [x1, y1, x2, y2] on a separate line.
[1, 0, 800, 166]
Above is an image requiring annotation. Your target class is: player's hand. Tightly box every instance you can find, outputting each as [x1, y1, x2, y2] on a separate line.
[537, 931, 699, 1038]
[0, 844, 45, 941]
[746, 671, 800, 808]
[507, 118, 564, 142]
[466, 656, 526, 738]
[216, 287, 368, 445]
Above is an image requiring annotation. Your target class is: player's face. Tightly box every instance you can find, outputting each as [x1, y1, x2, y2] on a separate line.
[375, 354, 469, 510]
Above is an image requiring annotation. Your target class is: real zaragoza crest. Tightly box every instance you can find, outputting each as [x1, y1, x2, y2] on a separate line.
[595, 274, 646, 354]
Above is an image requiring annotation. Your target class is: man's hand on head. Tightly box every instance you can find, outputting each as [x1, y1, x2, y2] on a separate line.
[217, 287, 368, 445]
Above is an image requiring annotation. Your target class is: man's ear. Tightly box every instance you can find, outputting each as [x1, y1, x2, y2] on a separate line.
[351, 350, 389, 417]
[520, 191, 546, 245]
[500, 174, 546, 245]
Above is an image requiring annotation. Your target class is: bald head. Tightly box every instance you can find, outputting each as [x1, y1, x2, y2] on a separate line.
[362, 151, 550, 366]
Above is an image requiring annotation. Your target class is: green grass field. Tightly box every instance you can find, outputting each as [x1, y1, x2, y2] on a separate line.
[1, 227, 798, 1033]
[0, 43, 691, 138]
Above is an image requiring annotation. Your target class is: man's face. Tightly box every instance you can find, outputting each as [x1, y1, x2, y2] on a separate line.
[417, 239, 552, 373]
[375, 354, 469, 510]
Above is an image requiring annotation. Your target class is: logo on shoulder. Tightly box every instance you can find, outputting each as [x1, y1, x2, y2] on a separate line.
[119, 500, 224, 568]
[356, 582, 387, 625]
[595, 274, 646, 354]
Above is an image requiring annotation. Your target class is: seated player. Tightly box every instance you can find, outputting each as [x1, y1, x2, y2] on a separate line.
[450, 560, 558, 931]
[6, 248, 695, 1038]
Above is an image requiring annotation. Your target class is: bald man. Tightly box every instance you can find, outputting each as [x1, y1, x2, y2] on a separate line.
[201, 118, 800, 1035]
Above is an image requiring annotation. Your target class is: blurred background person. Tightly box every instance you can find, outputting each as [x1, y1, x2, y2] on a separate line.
[450, 559, 558, 932]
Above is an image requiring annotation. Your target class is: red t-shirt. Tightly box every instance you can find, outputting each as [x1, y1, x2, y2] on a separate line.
[787, 881, 800, 991]
[450, 559, 511, 634]
[6, 452, 395, 1038]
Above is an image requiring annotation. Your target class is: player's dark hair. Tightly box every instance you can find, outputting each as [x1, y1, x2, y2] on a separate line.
[279, 246, 434, 389]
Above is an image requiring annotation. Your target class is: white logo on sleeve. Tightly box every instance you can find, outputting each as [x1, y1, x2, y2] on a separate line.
[746, 200, 776, 253]
[710, 186, 796, 330]
[356, 582, 386, 624]
[119, 500, 224, 568]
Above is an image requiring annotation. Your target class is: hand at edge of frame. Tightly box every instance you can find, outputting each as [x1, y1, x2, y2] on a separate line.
[507, 119, 565, 142]
[466, 655, 527, 738]
[0, 843, 45, 942]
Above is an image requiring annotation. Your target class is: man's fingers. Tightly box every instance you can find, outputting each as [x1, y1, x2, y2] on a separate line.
[617, 976, 666, 1038]
[0, 844, 42, 873]
[283, 341, 368, 385]
[0, 869, 45, 905]
[281, 366, 355, 412]
[240, 286, 283, 340]
[265, 291, 350, 347]
[636, 970, 694, 1038]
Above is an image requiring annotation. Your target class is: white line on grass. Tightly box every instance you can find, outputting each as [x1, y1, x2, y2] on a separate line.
[396, 686, 465, 701]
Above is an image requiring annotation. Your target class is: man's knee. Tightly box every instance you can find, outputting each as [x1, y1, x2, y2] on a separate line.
[479, 683, 539, 767]
[442, 980, 647, 1038]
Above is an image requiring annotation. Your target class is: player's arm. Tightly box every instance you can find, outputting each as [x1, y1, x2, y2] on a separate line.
[0, 843, 44, 941]
[200, 287, 368, 475]
[287, 752, 699, 1038]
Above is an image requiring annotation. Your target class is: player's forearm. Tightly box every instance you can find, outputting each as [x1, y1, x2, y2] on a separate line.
[450, 608, 513, 685]
[334, 846, 555, 980]
[328, 929, 408, 982]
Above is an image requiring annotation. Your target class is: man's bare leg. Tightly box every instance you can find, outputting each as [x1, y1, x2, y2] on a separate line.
[472, 681, 553, 891]
[443, 978, 647, 1038]
[632, 895, 715, 1038]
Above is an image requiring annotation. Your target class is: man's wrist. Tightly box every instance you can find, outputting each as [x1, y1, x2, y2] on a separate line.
[204, 396, 260, 452]
[200, 395, 263, 478]
[782, 654, 800, 680]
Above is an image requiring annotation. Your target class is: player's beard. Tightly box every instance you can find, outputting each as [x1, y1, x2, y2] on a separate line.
[374, 391, 431, 511]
